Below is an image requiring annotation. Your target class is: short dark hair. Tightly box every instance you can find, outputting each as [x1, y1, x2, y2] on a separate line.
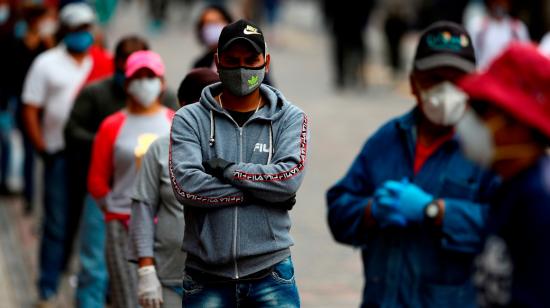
[114, 35, 149, 61]
[177, 68, 220, 106]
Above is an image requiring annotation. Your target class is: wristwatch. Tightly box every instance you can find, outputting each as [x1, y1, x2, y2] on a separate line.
[424, 199, 445, 226]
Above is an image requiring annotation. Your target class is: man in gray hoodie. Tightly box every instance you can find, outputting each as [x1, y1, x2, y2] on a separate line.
[170, 19, 309, 307]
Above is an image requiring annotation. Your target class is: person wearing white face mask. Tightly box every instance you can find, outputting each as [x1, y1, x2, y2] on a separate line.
[456, 43, 550, 307]
[327, 21, 499, 307]
[193, 4, 233, 70]
[88, 50, 175, 308]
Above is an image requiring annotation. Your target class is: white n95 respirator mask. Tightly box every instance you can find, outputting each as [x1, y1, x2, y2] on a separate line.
[420, 81, 467, 126]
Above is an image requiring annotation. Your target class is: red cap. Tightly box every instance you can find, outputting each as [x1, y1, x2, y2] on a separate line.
[125, 50, 165, 78]
[459, 42, 550, 139]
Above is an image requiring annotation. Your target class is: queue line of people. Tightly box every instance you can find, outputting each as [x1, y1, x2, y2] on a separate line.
[1, 1, 549, 307]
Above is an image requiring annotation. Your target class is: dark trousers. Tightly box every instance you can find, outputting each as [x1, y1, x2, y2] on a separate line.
[63, 149, 89, 269]
[384, 16, 408, 75]
[332, 29, 366, 89]
[38, 154, 70, 299]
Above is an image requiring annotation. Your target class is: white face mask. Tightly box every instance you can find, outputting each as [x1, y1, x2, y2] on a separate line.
[456, 109, 496, 167]
[420, 81, 467, 126]
[38, 19, 58, 38]
[128, 78, 162, 108]
[201, 23, 225, 47]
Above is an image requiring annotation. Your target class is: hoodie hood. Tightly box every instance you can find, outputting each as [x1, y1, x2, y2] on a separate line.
[200, 82, 290, 122]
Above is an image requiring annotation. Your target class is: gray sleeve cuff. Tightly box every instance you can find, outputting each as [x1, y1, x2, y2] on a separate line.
[129, 201, 155, 260]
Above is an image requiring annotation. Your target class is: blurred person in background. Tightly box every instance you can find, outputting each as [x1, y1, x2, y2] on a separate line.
[170, 19, 307, 307]
[192, 4, 233, 70]
[509, 0, 547, 42]
[66, 24, 115, 308]
[7, 3, 56, 210]
[65, 35, 177, 308]
[241, 0, 281, 36]
[0, 0, 17, 56]
[148, 0, 168, 32]
[21, 3, 96, 306]
[417, 0, 469, 29]
[128, 68, 219, 308]
[469, 0, 529, 70]
[457, 43, 550, 307]
[381, 0, 420, 77]
[87, 50, 174, 308]
[326, 22, 498, 307]
[94, 0, 118, 26]
[264, 0, 281, 30]
[322, 0, 374, 90]
[0, 0, 18, 196]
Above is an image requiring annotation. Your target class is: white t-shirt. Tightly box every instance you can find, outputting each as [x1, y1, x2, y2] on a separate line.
[22, 45, 92, 153]
[470, 16, 530, 70]
[539, 32, 550, 57]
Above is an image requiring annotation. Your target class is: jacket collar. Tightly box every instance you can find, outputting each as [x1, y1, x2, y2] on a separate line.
[396, 107, 420, 133]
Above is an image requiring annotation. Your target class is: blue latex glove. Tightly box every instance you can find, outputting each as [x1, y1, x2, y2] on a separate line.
[383, 180, 433, 223]
[371, 186, 407, 228]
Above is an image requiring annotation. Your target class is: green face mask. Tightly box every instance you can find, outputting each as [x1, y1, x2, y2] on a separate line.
[218, 65, 265, 96]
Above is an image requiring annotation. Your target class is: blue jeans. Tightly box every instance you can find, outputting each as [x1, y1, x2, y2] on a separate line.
[38, 154, 69, 300]
[76, 195, 108, 308]
[169, 286, 184, 297]
[182, 257, 300, 307]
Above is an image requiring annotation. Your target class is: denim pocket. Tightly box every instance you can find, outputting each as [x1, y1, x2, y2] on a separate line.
[271, 257, 295, 284]
[182, 273, 203, 295]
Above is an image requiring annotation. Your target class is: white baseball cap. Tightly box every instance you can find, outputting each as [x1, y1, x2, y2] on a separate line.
[59, 3, 95, 28]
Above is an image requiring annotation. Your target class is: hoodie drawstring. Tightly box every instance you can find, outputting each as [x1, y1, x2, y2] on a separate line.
[209, 110, 216, 147]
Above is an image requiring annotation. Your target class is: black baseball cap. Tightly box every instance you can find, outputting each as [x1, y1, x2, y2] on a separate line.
[217, 19, 266, 55]
[413, 21, 476, 73]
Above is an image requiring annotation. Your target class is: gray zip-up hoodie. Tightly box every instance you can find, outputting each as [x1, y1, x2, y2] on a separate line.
[169, 82, 309, 279]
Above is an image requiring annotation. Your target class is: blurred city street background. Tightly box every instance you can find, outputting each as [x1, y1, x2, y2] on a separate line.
[1, 0, 537, 306]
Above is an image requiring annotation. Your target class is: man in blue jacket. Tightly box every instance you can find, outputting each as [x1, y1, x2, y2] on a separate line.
[170, 19, 308, 307]
[326, 21, 498, 307]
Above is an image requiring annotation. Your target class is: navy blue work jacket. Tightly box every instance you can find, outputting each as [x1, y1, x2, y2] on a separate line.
[327, 109, 498, 307]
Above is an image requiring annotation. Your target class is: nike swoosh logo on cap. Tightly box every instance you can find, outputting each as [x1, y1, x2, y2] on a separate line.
[243, 25, 261, 35]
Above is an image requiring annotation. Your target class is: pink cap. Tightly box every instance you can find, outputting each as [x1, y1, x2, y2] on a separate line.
[125, 50, 165, 78]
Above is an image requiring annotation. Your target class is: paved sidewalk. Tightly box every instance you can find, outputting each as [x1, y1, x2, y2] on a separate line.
[0, 196, 77, 308]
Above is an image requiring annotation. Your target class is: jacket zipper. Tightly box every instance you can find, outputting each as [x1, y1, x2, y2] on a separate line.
[233, 127, 243, 279]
